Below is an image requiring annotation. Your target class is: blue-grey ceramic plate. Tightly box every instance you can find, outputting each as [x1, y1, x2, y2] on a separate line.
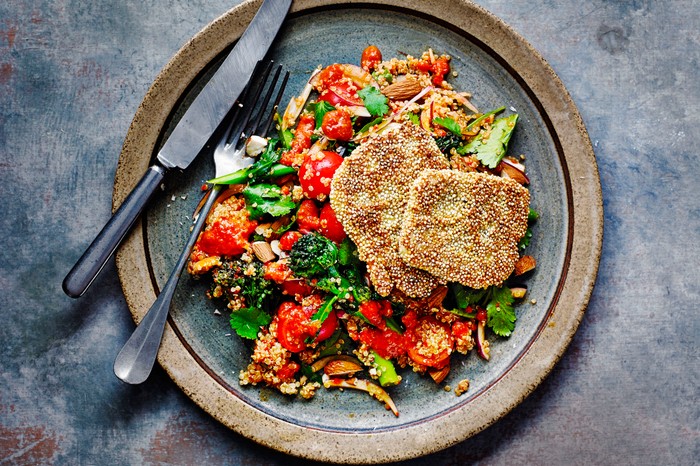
[114, 1, 602, 463]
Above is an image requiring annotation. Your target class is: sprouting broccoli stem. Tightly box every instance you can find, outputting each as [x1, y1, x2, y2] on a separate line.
[208, 163, 296, 185]
[371, 351, 400, 387]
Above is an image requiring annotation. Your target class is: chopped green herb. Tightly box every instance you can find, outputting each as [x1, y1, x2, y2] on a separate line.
[358, 86, 389, 117]
[486, 286, 516, 337]
[433, 116, 462, 136]
[230, 307, 272, 339]
[242, 183, 297, 219]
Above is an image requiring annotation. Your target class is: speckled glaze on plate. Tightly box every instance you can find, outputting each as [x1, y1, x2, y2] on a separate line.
[114, 0, 602, 462]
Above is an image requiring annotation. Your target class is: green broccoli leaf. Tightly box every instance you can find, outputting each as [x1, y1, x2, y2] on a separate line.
[433, 116, 462, 136]
[230, 308, 272, 339]
[486, 286, 516, 337]
[358, 86, 389, 117]
[460, 113, 518, 169]
[242, 183, 297, 220]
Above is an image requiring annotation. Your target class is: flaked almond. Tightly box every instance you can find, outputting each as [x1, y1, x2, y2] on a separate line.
[323, 359, 364, 377]
[510, 286, 527, 299]
[514, 255, 536, 276]
[382, 76, 423, 101]
[251, 241, 276, 263]
[311, 354, 362, 373]
[499, 159, 529, 185]
[428, 365, 450, 384]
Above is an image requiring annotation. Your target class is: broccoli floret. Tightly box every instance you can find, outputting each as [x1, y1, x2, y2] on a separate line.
[289, 232, 338, 279]
[212, 259, 276, 311]
[435, 133, 462, 155]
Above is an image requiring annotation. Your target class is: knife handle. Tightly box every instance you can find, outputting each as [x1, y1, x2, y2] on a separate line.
[63, 164, 166, 298]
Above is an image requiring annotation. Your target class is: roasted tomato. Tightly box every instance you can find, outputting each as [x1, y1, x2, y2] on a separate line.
[315, 64, 345, 91]
[318, 203, 347, 244]
[275, 301, 316, 353]
[280, 113, 315, 166]
[281, 278, 314, 298]
[361, 45, 382, 71]
[359, 327, 407, 360]
[198, 217, 257, 257]
[278, 231, 303, 251]
[321, 109, 353, 141]
[406, 316, 453, 369]
[431, 56, 450, 85]
[358, 300, 392, 329]
[298, 151, 344, 200]
[296, 199, 321, 233]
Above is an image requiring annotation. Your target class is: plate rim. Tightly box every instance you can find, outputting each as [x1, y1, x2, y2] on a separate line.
[114, 0, 603, 462]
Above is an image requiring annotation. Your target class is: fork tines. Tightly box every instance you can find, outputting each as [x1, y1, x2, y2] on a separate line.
[222, 60, 290, 149]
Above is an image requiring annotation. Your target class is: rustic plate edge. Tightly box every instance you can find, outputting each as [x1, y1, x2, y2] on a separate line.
[113, 0, 603, 463]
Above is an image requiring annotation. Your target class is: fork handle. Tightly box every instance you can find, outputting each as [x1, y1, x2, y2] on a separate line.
[113, 184, 221, 384]
[62, 164, 166, 298]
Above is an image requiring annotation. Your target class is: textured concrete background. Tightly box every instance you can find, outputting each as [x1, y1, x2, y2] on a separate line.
[1, 1, 698, 464]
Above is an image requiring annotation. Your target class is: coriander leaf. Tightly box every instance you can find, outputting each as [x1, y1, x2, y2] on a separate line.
[358, 86, 389, 117]
[230, 307, 272, 339]
[528, 208, 540, 222]
[243, 183, 297, 219]
[460, 114, 518, 168]
[486, 286, 516, 337]
[407, 112, 420, 126]
[433, 117, 462, 136]
[451, 283, 488, 308]
[313, 101, 336, 128]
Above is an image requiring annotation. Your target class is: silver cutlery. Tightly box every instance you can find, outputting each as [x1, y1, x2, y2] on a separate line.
[113, 62, 289, 384]
[62, 0, 292, 298]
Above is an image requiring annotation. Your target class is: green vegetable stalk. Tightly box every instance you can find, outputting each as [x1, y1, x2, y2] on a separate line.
[371, 351, 400, 387]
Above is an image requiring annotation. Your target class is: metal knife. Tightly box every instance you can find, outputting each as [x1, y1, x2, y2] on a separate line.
[62, 0, 292, 298]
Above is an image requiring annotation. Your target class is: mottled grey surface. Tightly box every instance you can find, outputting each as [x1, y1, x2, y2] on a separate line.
[0, 1, 697, 465]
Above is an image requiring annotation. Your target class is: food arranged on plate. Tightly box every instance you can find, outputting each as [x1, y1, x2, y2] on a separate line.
[186, 46, 538, 416]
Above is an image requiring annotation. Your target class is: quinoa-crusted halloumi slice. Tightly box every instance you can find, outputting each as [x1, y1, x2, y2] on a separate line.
[399, 169, 530, 289]
[330, 123, 449, 298]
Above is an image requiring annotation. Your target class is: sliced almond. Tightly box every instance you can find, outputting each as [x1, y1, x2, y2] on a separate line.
[514, 255, 536, 276]
[311, 354, 362, 373]
[323, 359, 363, 377]
[428, 365, 450, 384]
[251, 241, 276, 263]
[510, 286, 527, 299]
[382, 76, 423, 101]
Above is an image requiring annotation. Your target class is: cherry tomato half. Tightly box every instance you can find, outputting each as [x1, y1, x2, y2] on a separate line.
[318, 203, 347, 244]
[361, 45, 382, 71]
[318, 80, 363, 107]
[321, 109, 353, 141]
[298, 151, 344, 201]
[279, 231, 303, 251]
[315, 310, 338, 343]
[281, 278, 315, 298]
[406, 316, 453, 369]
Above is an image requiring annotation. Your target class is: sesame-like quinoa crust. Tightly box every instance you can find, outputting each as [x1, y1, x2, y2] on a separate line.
[399, 169, 530, 289]
[330, 123, 449, 298]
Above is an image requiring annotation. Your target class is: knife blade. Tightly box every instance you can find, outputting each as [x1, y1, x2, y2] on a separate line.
[62, 0, 292, 298]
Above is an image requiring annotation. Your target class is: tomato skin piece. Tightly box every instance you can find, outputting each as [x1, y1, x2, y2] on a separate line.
[296, 199, 321, 233]
[279, 231, 303, 251]
[431, 57, 450, 85]
[406, 316, 453, 369]
[361, 45, 382, 71]
[275, 301, 315, 353]
[318, 203, 347, 244]
[298, 151, 344, 200]
[321, 109, 353, 141]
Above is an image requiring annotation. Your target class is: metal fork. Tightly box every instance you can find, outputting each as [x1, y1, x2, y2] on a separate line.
[113, 61, 289, 384]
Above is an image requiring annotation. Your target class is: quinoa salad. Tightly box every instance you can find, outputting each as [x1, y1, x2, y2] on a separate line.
[186, 46, 538, 416]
